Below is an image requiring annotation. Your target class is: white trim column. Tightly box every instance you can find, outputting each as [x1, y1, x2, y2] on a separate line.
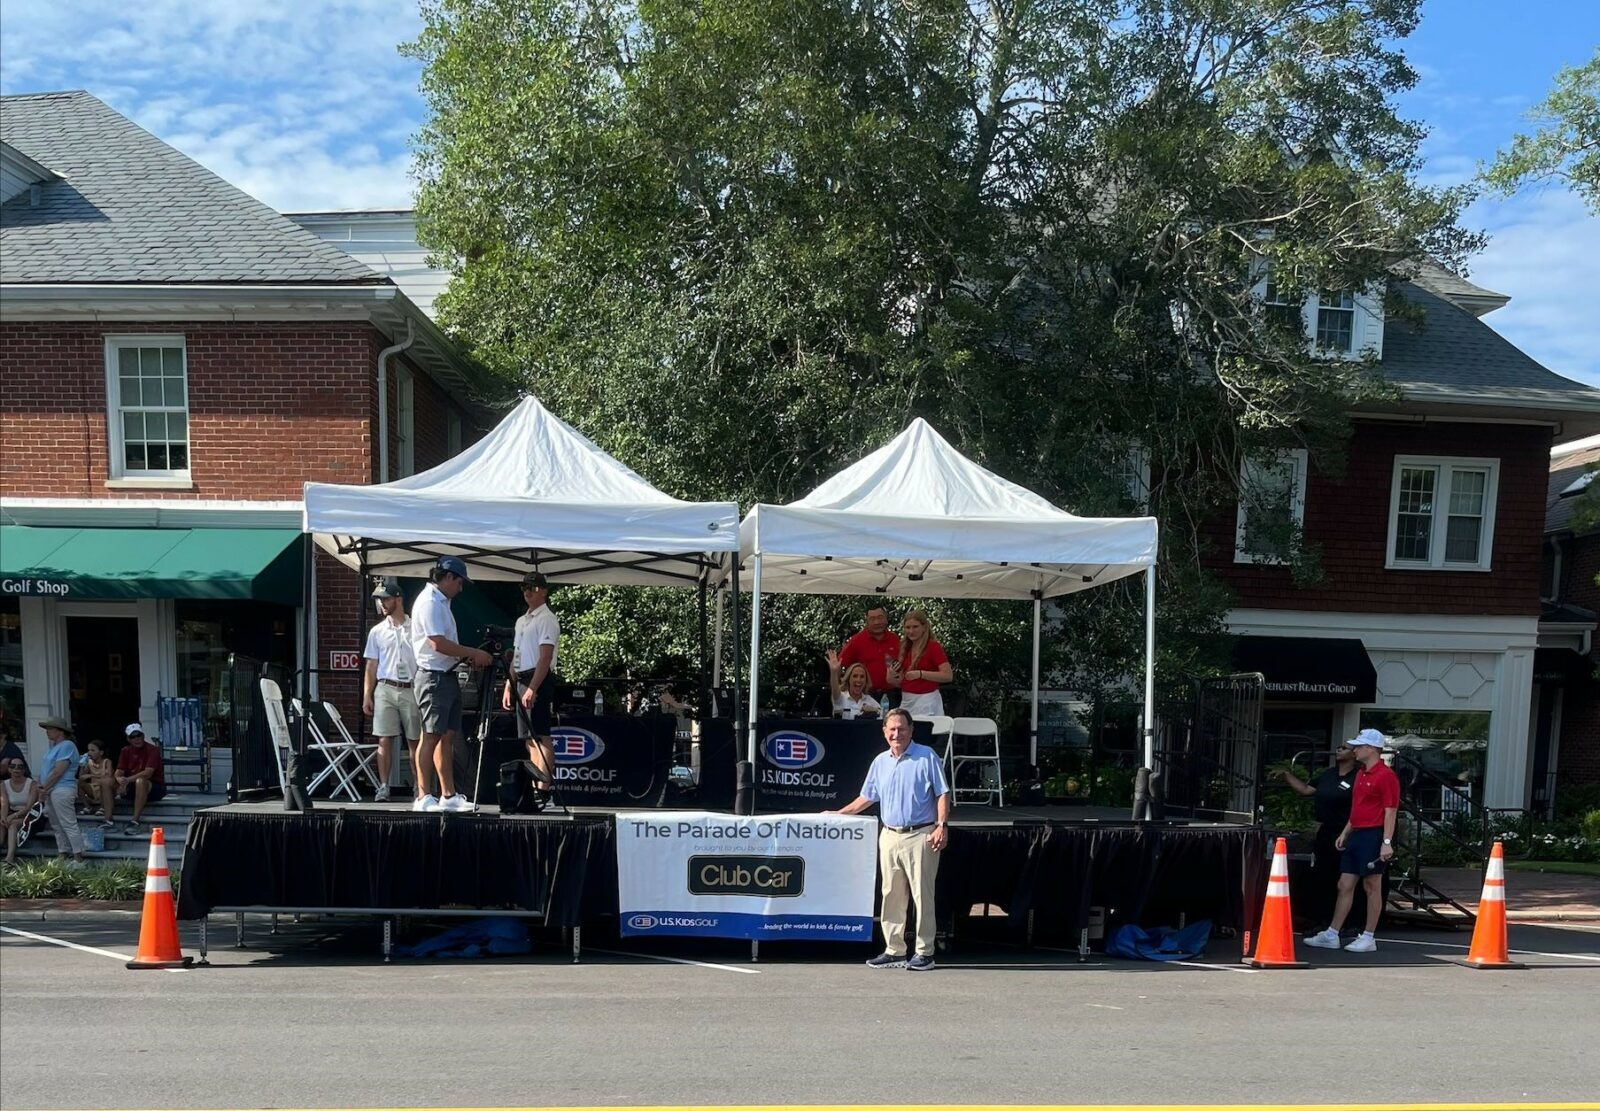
[1487, 646, 1535, 810]
[19, 595, 67, 770]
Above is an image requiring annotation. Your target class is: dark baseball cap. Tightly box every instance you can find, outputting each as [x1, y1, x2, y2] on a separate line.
[371, 576, 403, 598]
[521, 571, 548, 589]
[435, 556, 471, 582]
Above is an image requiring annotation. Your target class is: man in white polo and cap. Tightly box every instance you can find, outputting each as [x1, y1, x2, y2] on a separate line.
[411, 556, 492, 812]
[1305, 728, 1400, 954]
[362, 577, 422, 804]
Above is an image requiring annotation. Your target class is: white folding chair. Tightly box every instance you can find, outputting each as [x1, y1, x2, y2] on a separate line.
[258, 678, 294, 797]
[319, 702, 381, 791]
[949, 716, 1004, 807]
[290, 697, 377, 802]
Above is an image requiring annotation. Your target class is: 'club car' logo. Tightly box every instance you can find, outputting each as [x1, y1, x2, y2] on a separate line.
[551, 727, 605, 765]
[628, 915, 656, 930]
[761, 730, 824, 770]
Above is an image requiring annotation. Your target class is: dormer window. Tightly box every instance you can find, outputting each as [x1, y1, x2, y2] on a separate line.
[1256, 269, 1382, 360]
[1316, 290, 1355, 353]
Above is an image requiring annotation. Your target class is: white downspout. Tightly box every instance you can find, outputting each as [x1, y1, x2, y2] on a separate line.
[375, 317, 415, 483]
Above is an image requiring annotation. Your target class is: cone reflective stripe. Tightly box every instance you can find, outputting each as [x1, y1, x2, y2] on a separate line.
[1456, 841, 1525, 971]
[126, 827, 193, 970]
[1247, 837, 1309, 969]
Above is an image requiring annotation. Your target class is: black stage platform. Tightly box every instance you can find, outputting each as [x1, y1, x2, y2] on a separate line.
[176, 800, 1267, 950]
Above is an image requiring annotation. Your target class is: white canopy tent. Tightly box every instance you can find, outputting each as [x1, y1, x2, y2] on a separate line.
[738, 418, 1159, 769]
[304, 395, 740, 586]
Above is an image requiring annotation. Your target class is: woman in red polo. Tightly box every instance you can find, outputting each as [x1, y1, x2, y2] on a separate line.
[888, 610, 953, 718]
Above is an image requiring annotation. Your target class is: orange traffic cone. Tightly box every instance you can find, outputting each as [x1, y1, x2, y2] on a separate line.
[1452, 841, 1525, 971]
[126, 827, 193, 970]
[1247, 837, 1309, 968]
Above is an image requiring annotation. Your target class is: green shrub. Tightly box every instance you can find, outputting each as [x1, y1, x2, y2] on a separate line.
[1554, 784, 1600, 822]
[1581, 809, 1600, 843]
[1, 858, 165, 900]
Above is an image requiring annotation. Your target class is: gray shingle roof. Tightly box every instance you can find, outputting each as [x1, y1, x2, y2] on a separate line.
[1381, 281, 1600, 408]
[1396, 259, 1509, 317]
[0, 91, 383, 285]
[1547, 443, 1600, 534]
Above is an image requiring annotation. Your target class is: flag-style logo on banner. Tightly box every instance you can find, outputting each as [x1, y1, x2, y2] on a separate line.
[551, 726, 606, 764]
[761, 730, 825, 770]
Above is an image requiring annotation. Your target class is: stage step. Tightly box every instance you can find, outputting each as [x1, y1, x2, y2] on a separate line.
[15, 789, 228, 865]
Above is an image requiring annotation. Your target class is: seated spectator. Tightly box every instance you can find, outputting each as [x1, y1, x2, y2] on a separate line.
[2, 756, 41, 867]
[114, 723, 166, 834]
[77, 740, 116, 825]
[826, 651, 882, 720]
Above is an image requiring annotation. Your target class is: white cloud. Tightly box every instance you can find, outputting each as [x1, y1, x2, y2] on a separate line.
[1467, 190, 1600, 387]
[0, 0, 425, 211]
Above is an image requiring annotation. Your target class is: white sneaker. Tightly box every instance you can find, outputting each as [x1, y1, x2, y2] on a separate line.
[413, 794, 440, 812]
[1344, 933, 1377, 953]
[437, 793, 475, 813]
[1303, 928, 1341, 949]
[374, 784, 391, 802]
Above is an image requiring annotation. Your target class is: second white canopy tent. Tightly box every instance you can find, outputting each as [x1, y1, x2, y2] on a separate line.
[734, 418, 1160, 771]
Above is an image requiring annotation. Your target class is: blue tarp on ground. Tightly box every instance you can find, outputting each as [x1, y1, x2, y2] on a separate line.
[1105, 919, 1212, 961]
[391, 917, 532, 959]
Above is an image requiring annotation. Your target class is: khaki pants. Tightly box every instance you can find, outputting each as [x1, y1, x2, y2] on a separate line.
[879, 826, 939, 958]
[45, 787, 84, 856]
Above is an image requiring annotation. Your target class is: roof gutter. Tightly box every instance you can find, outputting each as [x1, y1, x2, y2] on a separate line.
[376, 318, 415, 484]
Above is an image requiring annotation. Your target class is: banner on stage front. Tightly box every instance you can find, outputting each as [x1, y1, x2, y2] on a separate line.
[615, 811, 878, 942]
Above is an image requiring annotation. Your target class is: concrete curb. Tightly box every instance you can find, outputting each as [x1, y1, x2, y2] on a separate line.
[1, 899, 143, 920]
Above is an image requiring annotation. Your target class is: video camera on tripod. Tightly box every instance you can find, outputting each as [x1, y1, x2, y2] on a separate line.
[467, 622, 559, 814]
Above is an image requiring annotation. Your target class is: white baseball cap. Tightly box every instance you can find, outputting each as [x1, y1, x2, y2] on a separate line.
[1347, 728, 1386, 748]
[124, 722, 146, 737]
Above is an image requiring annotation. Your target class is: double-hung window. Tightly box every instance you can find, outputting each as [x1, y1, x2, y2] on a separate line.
[1386, 457, 1499, 570]
[105, 335, 189, 479]
[396, 367, 416, 478]
[1316, 290, 1356, 353]
[1235, 449, 1308, 564]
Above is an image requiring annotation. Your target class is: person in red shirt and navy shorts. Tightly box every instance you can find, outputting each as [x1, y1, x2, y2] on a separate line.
[1305, 728, 1400, 954]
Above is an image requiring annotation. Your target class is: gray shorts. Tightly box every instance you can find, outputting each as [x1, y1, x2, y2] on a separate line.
[372, 681, 421, 741]
[415, 668, 463, 739]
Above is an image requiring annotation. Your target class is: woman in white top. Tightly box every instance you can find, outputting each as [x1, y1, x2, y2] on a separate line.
[2, 757, 40, 866]
[825, 651, 881, 720]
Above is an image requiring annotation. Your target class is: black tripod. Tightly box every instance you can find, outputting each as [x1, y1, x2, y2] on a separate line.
[470, 633, 565, 814]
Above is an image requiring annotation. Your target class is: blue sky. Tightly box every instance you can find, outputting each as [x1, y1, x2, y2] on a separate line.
[2, 0, 1596, 383]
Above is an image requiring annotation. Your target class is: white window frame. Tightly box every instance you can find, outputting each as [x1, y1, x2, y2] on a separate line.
[1385, 455, 1500, 572]
[1120, 445, 1151, 510]
[396, 367, 416, 478]
[103, 334, 191, 482]
[1253, 268, 1385, 360]
[1234, 448, 1308, 565]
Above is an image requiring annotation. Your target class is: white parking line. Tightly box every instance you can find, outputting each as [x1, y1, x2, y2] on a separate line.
[0, 925, 188, 972]
[586, 946, 761, 974]
[1175, 959, 1259, 974]
[1377, 936, 1600, 962]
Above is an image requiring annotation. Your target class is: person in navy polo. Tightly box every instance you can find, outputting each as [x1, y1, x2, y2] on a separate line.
[1304, 729, 1400, 954]
[826, 707, 950, 970]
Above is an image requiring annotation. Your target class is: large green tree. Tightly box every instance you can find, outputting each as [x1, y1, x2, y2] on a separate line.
[1485, 48, 1600, 215]
[404, 0, 1476, 711]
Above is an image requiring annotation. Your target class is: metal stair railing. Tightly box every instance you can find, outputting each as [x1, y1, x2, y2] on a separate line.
[1384, 749, 1526, 927]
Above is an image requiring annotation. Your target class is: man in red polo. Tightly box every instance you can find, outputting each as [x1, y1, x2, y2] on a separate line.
[838, 607, 901, 703]
[113, 723, 165, 834]
[1305, 729, 1399, 954]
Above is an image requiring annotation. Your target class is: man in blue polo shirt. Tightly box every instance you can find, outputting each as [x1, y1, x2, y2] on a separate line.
[827, 707, 950, 970]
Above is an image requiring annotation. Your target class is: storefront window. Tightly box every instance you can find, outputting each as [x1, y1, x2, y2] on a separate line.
[1360, 708, 1489, 814]
[176, 600, 295, 719]
[0, 598, 22, 749]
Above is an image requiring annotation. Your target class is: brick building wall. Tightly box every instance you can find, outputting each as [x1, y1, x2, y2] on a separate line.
[1207, 420, 1551, 616]
[1, 320, 379, 498]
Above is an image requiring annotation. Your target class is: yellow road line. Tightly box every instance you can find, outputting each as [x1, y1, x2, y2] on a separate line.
[395, 1106, 1600, 1111]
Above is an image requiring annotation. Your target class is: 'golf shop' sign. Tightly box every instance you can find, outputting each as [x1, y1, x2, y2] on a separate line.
[1, 578, 71, 597]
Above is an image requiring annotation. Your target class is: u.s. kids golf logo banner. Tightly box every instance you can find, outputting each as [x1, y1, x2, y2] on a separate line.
[615, 810, 878, 942]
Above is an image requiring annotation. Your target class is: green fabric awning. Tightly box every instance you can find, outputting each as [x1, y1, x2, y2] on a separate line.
[0, 526, 303, 604]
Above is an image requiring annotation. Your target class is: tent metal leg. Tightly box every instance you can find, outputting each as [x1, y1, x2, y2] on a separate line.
[572, 925, 581, 963]
[712, 589, 725, 688]
[1142, 564, 1157, 770]
[235, 912, 245, 949]
[751, 939, 759, 963]
[1029, 595, 1042, 768]
[747, 553, 763, 766]
[198, 918, 210, 965]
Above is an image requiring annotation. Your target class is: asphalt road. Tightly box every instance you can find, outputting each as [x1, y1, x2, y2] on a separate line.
[2, 912, 1598, 1109]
